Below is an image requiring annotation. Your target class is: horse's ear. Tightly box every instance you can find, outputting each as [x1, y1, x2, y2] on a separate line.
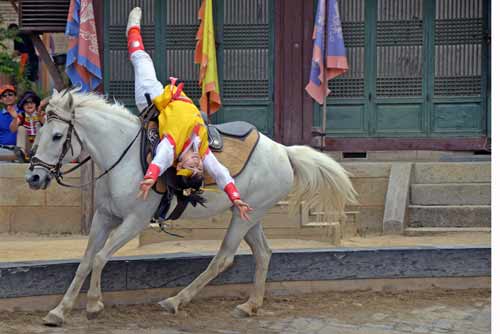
[70, 86, 81, 95]
[66, 92, 74, 111]
[52, 88, 59, 96]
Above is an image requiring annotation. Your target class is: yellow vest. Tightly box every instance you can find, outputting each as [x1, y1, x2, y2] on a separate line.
[153, 84, 209, 160]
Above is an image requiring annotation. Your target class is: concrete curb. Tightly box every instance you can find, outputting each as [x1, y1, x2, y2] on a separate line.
[0, 246, 490, 299]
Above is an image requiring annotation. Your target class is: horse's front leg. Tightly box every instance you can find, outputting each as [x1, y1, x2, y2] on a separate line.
[234, 222, 272, 317]
[43, 209, 115, 326]
[85, 213, 150, 319]
[158, 211, 259, 314]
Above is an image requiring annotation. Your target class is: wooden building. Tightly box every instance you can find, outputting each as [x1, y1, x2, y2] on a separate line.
[20, 0, 492, 151]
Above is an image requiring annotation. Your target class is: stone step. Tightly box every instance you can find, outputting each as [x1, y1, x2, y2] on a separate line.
[407, 205, 491, 228]
[404, 227, 491, 237]
[414, 162, 490, 184]
[411, 183, 490, 205]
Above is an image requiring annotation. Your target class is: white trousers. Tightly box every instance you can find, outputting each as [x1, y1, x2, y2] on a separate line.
[131, 50, 164, 112]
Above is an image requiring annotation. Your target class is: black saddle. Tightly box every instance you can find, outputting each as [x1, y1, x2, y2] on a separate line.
[207, 121, 255, 152]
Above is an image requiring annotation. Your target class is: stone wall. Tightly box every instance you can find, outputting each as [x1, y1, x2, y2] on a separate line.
[140, 162, 390, 245]
[0, 164, 81, 234]
[0, 162, 390, 238]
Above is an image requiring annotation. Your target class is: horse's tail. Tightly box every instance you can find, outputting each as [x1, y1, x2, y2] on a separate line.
[285, 145, 358, 220]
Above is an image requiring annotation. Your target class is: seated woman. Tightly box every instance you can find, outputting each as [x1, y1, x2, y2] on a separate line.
[128, 7, 252, 221]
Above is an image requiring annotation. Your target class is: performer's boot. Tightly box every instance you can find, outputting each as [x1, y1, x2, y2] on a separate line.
[127, 7, 144, 56]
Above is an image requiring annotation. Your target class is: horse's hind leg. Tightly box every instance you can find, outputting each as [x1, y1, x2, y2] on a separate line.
[85, 214, 149, 319]
[43, 209, 116, 326]
[158, 212, 260, 314]
[234, 222, 272, 317]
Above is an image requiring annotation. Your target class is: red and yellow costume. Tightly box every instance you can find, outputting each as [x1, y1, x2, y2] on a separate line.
[128, 12, 241, 203]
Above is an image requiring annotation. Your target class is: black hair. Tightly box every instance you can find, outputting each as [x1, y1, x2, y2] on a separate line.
[8, 23, 18, 30]
[179, 173, 204, 190]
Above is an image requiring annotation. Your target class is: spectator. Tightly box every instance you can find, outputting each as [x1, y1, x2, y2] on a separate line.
[0, 84, 24, 161]
[8, 24, 39, 82]
[16, 91, 44, 157]
[0, 84, 19, 145]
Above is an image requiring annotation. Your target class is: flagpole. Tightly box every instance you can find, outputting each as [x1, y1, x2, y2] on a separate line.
[206, 92, 210, 123]
[321, 0, 328, 152]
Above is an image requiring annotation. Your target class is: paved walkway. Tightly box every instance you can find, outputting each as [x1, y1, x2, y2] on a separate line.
[0, 232, 490, 262]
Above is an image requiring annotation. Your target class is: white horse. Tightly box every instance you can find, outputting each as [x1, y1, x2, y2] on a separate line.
[26, 89, 357, 326]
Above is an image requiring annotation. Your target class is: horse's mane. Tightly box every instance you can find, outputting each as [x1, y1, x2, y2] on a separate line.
[49, 89, 139, 124]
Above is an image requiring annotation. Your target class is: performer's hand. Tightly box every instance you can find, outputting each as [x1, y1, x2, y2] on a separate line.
[137, 178, 155, 200]
[233, 199, 253, 221]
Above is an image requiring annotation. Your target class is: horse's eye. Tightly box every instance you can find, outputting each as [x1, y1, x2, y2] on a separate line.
[53, 133, 64, 141]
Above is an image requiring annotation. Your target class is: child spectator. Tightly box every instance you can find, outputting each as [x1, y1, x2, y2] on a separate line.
[16, 91, 44, 144]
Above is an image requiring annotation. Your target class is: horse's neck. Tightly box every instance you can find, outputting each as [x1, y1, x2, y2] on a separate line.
[76, 107, 140, 172]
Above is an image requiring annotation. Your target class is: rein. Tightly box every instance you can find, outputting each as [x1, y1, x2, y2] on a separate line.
[29, 109, 143, 189]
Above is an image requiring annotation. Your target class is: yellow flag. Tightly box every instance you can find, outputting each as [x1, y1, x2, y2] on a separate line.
[195, 0, 221, 115]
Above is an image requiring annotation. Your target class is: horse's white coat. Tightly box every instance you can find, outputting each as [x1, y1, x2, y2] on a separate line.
[26, 89, 357, 326]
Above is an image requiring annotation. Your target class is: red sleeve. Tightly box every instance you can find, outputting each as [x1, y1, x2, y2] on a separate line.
[224, 182, 241, 202]
[144, 163, 160, 181]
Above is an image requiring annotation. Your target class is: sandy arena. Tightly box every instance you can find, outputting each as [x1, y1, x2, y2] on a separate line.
[0, 288, 490, 334]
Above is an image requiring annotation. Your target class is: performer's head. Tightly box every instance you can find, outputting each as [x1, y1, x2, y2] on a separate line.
[177, 149, 204, 189]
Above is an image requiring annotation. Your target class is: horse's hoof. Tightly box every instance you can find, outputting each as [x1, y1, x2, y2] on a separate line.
[86, 301, 104, 320]
[86, 309, 103, 320]
[232, 303, 258, 318]
[43, 310, 64, 327]
[158, 298, 178, 314]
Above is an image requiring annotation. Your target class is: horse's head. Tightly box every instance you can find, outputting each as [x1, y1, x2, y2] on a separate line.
[26, 89, 83, 190]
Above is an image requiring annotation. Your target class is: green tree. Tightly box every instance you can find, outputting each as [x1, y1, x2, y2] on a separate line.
[0, 20, 34, 93]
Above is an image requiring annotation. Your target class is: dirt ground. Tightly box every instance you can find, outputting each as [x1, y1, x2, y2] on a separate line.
[0, 232, 491, 333]
[0, 231, 490, 262]
[0, 288, 490, 334]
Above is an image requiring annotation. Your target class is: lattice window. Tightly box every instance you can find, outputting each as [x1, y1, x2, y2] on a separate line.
[19, 0, 70, 32]
[164, 0, 201, 100]
[222, 0, 270, 100]
[376, 0, 423, 97]
[107, 0, 156, 103]
[329, 0, 365, 99]
[434, 0, 483, 97]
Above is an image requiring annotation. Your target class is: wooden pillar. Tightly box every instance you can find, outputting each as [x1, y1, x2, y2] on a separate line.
[274, 0, 314, 145]
[30, 35, 65, 90]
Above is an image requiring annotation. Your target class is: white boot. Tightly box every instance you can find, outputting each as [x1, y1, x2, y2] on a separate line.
[126, 7, 142, 37]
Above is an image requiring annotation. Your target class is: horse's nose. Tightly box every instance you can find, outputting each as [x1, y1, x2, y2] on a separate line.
[28, 174, 40, 184]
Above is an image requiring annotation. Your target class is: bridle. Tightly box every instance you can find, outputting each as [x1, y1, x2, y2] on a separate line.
[28, 106, 142, 188]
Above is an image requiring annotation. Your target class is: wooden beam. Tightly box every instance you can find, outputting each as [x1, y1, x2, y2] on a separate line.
[9, 0, 18, 13]
[275, 0, 315, 145]
[322, 137, 490, 152]
[273, 0, 284, 142]
[30, 34, 65, 90]
[281, 0, 305, 145]
[301, 0, 314, 146]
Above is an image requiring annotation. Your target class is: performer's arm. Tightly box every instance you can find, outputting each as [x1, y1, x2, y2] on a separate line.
[144, 137, 175, 180]
[203, 150, 253, 221]
[203, 150, 240, 201]
[138, 137, 175, 200]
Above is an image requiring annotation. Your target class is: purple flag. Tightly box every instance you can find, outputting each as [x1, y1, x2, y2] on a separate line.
[305, 0, 348, 104]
